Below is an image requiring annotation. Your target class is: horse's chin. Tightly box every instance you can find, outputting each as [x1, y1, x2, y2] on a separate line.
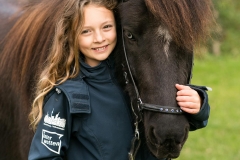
[146, 138, 183, 159]
[145, 127, 188, 159]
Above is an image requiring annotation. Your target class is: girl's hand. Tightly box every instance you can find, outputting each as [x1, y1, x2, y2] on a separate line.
[175, 84, 201, 114]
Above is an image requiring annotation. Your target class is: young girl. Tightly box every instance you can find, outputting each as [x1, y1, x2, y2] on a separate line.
[28, 0, 210, 159]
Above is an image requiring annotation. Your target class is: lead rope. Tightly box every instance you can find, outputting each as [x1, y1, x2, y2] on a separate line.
[128, 101, 142, 160]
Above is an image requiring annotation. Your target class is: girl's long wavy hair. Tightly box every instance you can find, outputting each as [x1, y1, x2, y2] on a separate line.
[24, 0, 118, 130]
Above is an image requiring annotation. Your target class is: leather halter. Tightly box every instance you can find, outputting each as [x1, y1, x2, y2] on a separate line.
[121, 26, 193, 160]
[121, 26, 193, 115]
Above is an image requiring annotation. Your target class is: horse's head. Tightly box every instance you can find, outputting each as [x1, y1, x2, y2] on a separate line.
[116, 0, 213, 158]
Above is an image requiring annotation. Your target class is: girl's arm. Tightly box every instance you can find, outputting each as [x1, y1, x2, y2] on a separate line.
[28, 89, 72, 160]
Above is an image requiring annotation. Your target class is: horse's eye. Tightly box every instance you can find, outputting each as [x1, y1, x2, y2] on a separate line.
[127, 32, 133, 39]
[124, 31, 135, 41]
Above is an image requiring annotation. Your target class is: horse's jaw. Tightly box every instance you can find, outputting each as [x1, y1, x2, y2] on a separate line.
[144, 113, 189, 159]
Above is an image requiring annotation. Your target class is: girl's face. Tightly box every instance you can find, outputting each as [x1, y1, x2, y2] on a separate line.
[78, 4, 117, 67]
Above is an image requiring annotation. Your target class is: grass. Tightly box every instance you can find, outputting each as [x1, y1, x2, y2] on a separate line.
[176, 54, 240, 160]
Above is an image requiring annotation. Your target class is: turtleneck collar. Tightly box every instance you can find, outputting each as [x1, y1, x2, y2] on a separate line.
[80, 59, 113, 82]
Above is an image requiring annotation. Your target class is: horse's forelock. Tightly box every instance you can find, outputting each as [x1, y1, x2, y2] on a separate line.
[118, 0, 147, 28]
[145, 0, 214, 51]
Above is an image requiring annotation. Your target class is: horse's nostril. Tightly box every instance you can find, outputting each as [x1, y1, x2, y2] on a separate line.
[149, 127, 159, 145]
[175, 140, 181, 145]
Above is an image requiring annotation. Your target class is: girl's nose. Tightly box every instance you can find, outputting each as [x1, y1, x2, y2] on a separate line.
[93, 31, 105, 43]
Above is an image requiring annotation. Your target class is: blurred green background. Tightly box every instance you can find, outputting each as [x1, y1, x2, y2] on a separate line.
[177, 0, 240, 159]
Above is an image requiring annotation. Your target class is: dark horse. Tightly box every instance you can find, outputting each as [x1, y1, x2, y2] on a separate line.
[0, 0, 214, 159]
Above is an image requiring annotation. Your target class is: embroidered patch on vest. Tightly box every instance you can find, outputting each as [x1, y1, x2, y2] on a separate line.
[43, 109, 66, 130]
[41, 129, 63, 154]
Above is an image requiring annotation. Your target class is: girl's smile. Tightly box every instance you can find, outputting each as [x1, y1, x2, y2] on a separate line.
[92, 45, 109, 52]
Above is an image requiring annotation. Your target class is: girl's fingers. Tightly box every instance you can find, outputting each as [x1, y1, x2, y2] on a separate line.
[180, 106, 199, 114]
[176, 95, 199, 103]
[175, 84, 191, 91]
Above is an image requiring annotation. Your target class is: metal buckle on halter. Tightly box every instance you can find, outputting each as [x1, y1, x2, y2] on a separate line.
[137, 98, 143, 112]
[134, 122, 140, 140]
[128, 153, 134, 160]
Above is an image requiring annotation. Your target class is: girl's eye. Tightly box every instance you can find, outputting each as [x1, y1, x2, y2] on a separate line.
[103, 25, 113, 29]
[81, 30, 90, 34]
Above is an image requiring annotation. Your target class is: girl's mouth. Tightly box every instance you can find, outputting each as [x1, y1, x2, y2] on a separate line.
[92, 45, 108, 51]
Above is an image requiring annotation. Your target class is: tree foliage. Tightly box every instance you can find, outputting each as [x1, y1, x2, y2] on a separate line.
[211, 0, 240, 55]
